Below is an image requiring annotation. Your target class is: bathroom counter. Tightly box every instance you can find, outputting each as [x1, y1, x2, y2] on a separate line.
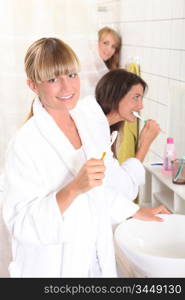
[140, 163, 185, 213]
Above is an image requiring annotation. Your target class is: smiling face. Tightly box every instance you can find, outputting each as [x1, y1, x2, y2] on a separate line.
[118, 84, 144, 122]
[25, 38, 81, 116]
[98, 33, 117, 61]
[28, 73, 80, 114]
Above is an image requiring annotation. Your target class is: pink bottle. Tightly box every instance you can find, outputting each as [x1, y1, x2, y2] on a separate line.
[163, 137, 176, 171]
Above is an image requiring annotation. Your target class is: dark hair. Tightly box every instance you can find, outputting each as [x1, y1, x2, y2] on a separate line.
[95, 68, 147, 133]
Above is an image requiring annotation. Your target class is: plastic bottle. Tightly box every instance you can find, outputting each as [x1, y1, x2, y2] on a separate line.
[163, 137, 176, 171]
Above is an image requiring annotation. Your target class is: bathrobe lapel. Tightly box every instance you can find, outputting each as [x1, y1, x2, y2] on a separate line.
[70, 110, 100, 160]
[33, 97, 81, 176]
[70, 97, 109, 160]
[33, 96, 106, 175]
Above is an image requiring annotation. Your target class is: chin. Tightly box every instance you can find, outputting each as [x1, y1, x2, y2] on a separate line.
[127, 117, 137, 123]
[67, 99, 78, 110]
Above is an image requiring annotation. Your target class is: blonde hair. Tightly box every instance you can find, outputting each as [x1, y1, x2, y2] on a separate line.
[98, 27, 121, 70]
[25, 37, 80, 83]
[25, 37, 80, 120]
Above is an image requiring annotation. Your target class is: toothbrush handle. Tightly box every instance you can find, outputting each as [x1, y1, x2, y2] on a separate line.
[101, 152, 106, 160]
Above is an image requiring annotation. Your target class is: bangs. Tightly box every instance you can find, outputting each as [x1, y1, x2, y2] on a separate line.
[26, 38, 80, 83]
[101, 31, 120, 49]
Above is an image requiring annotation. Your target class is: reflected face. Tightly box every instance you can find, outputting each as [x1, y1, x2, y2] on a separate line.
[98, 33, 117, 61]
[30, 73, 80, 113]
[118, 84, 144, 122]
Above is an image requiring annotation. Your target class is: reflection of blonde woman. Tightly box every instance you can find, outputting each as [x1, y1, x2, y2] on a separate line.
[3, 37, 170, 278]
[98, 26, 122, 70]
[68, 27, 121, 98]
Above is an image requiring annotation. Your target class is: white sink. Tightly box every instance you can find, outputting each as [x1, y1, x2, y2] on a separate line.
[114, 214, 185, 277]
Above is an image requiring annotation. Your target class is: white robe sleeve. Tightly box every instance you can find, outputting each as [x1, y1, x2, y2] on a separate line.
[104, 149, 145, 201]
[102, 186, 139, 226]
[3, 140, 64, 245]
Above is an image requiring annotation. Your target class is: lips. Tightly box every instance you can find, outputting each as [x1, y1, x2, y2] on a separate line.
[57, 94, 73, 101]
[104, 53, 110, 58]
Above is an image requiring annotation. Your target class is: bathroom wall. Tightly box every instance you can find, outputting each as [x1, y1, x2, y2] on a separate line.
[0, 0, 98, 171]
[96, 0, 185, 161]
[96, 0, 121, 30]
[119, 0, 185, 161]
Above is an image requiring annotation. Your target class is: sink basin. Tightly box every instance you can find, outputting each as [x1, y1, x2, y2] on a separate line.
[114, 214, 185, 277]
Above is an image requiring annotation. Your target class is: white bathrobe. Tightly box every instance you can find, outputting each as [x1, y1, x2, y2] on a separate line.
[3, 95, 144, 277]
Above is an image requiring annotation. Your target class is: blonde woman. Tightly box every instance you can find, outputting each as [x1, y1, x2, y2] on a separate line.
[98, 26, 122, 70]
[68, 27, 121, 98]
[3, 37, 170, 278]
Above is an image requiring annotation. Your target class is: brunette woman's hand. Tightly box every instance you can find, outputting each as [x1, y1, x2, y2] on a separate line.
[139, 119, 160, 147]
[132, 205, 172, 222]
[136, 119, 160, 162]
[71, 158, 106, 195]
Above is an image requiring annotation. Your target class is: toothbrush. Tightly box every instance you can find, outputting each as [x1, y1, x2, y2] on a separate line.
[101, 131, 118, 160]
[132, 111, 147, 123]
[173, 156, 185, 182]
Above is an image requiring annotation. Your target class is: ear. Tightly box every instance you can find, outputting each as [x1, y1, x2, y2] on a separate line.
[27, 79, 39, 94]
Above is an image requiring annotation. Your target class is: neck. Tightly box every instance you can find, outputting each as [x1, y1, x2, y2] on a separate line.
[107, 111, 122, 126]
[45, 106, 73, 129]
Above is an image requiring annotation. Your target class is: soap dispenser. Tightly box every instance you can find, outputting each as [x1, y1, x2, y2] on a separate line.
[163, 137, 176, 171]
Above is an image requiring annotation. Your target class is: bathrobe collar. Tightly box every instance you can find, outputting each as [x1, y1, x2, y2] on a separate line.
[32, 97, 102, 176]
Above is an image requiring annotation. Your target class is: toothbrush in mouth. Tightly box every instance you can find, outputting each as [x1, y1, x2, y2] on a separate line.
[132, 111, 147, 123]
[101, 131, 118, 160]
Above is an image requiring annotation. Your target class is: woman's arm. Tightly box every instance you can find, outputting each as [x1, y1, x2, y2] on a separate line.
[56, 158, 105, 213]
[3, 138, 106, 244]
[104, 150, 145, 201]
[133, 205, 172, 221]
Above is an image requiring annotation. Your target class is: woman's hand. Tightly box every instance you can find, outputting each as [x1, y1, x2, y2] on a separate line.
[71, 158, 106, 195]
[139, 119, 160, 147]
[132, 205, 172, 222]
[56, 158, 105, 213]
[135, 119, 160, 162]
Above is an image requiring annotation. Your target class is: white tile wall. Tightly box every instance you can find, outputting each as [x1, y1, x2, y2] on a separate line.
[118, 0, 185, 162]
[96, 0, 121, 29]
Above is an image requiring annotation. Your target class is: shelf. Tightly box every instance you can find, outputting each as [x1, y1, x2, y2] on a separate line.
[153, 191, 174, 212]
[144, 163, 185, 200]
[140, 163, 185, 214]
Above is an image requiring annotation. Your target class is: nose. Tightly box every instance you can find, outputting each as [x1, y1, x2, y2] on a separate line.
[107, 45, 113, 54]
[138, 99, 144, 110]
[59, 76, 71, 92]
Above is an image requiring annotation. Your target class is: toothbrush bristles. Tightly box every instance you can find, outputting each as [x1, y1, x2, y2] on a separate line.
[133, 111, 142, 120]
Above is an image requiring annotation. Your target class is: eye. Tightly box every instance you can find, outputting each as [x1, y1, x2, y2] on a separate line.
[133, 95, 140, 101]
[103, 41, 109, 46]
[48, 78, 57, 83]
[68, 73, 78, 78]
